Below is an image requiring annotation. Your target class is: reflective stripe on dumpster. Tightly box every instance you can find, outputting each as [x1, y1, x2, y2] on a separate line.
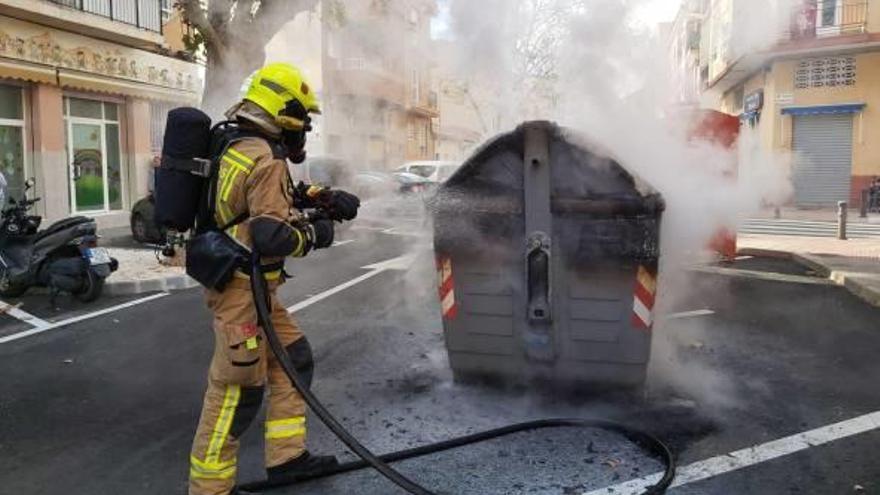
[632, 265, 657, 330]
[436, 256, 457, 320]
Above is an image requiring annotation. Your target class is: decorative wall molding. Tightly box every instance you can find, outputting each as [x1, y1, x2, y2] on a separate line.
[0, 16, 202, 94]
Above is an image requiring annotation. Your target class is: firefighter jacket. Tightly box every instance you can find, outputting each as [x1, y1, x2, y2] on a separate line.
[214, 134, 309, 281]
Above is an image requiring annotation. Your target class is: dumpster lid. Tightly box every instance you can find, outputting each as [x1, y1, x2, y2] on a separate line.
[440, 121, 664, 215]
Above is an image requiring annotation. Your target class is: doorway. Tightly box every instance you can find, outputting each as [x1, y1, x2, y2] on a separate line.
[64, 97, 123, 214]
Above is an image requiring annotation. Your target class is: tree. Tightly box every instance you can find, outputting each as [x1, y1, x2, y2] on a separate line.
[176, 0, 324, 115]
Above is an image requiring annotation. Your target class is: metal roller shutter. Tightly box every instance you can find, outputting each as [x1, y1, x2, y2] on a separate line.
[792, 114, 854, 206]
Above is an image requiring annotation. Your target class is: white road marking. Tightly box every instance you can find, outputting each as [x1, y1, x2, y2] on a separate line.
[331, 240, 356, 247]
[0, 300, 51, 329]
[288, 254, 415, 314]
[666, 309, 715, 319]
[581, 409, 880, 495]
[735, 255, 753, 261]
[0, 292, 169, 344]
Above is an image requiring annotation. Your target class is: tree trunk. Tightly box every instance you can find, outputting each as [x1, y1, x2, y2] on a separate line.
[201, 43, 267, 118]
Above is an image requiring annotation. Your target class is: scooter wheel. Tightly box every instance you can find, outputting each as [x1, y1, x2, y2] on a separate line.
[0, 284, 28, 298]
[74, 270, 105, 303]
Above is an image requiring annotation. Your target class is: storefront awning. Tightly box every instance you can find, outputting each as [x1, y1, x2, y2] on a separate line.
[58, 70, 200, 104]
[780, 103, 866, 116]
[0, 57, 57, 85]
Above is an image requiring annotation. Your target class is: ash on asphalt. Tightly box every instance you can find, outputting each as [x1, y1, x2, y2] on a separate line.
[284, 427, 663, 495]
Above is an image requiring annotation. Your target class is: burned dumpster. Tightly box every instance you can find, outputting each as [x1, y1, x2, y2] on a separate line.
[431, 121, 664, 386]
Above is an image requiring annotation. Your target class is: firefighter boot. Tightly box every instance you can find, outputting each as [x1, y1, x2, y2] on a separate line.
[266, 451, 340, 484]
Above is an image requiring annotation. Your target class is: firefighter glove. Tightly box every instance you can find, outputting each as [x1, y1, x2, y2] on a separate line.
[307, 218, 335, 249]
[323, 190, 360, 222]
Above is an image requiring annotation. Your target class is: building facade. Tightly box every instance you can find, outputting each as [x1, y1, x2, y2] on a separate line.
[320, 0, 438, 170]
[676, 0, 880, 207]
[0, 0, 201, 226]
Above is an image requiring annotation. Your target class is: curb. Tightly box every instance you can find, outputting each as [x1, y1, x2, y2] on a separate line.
[688, 264, 833, 286]
[104, 273, 200, 296]
[736, 248, 793, 260]
[789, 253, 880, 308]
[844, 276, 880, 307]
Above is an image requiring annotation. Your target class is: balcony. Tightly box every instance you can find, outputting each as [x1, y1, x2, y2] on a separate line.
[47, 0, 165, 33]
[328, 58, 406, 105]
[0, 0, 166, 49]
[790, 0, 868, 40]
[706, 0, 875, 92]
[407, 90, 439, 117]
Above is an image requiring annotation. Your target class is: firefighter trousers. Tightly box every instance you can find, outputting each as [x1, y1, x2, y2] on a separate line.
[189, 279, 312, 495]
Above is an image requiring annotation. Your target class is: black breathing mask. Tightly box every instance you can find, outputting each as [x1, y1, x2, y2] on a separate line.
[278, 99, 312, 164]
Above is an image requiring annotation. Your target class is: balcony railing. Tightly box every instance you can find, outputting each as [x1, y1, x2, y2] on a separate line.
[790, 0, 868, 40]
[46, 0, 164, 33]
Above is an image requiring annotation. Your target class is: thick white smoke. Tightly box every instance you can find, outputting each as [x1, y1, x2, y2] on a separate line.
[442, 0, 795, 408]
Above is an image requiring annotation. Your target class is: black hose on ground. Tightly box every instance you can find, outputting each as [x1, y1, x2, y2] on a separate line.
[243, 258, 675, 495]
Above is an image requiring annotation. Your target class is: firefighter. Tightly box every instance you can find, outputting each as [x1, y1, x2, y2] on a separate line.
[188, 63, 359, 495]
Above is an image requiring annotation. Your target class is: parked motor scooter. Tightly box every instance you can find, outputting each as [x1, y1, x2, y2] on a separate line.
[0, 178, 118, 301]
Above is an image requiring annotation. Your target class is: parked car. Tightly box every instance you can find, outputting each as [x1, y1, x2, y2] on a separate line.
[392, 172, 434, 194]
[290, 156, 355, 189]
[394, 161, 459, 184]
[130, 193, 166, 244]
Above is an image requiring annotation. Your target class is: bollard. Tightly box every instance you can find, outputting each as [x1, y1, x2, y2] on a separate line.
[774, 206, 781, 219]
[860, 189, 869, 218]
[837, 201, 848, 240]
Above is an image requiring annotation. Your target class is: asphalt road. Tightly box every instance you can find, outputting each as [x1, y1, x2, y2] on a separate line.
[1, 207, 879, 495]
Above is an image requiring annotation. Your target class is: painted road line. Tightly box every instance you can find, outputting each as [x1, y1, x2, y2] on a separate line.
[288, 254, 414, 314]
[582, 410, 880, 495]
[0, 292, 169, 344]
[332, 240, 356, 247]
[666, 309, 715, 319]
[0, 300, 51, 329]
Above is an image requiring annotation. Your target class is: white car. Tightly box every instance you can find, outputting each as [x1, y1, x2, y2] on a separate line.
[394, 161, 459, 183]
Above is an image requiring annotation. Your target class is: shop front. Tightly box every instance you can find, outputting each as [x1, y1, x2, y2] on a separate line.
[0, 14, 201, 226]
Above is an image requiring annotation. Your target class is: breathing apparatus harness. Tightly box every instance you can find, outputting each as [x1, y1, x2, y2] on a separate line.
[240, 260, 677, 494]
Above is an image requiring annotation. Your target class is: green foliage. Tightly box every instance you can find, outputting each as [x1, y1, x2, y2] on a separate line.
[182, 29, 205, 56]
[326, 0, 348, 28]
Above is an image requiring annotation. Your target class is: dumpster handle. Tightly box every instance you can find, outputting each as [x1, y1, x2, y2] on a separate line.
[239, 257, 676, 495]
[527, 232, 552, 322]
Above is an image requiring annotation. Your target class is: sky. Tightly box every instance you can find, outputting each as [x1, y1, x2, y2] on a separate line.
[431, 0, 681, 39]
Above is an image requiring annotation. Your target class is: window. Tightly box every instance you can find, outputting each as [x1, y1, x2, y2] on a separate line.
[161, 0, 174, 23]
[411, 69, 421, 104]
[408, 165, 435, 178]
[820, 1, 837, 26]
[0, 84, 26, 202]
[795, 57, 856, 89]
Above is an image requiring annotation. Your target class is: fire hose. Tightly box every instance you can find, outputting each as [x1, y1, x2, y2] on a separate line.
[240, 256, 676, 494]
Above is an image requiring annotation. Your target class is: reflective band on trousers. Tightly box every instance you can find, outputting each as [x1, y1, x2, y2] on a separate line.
[265, 416, 306, 439]
[190, 455, 236, 480]
[205, 385, 241, 463]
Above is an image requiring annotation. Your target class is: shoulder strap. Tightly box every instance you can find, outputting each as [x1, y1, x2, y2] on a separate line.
[198, 125, 274, 233]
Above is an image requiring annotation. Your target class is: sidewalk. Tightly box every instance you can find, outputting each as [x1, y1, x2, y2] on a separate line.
[97, 226, 197, 295]
[750, 207, 880, 224]
[738, 233, 880, 307]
